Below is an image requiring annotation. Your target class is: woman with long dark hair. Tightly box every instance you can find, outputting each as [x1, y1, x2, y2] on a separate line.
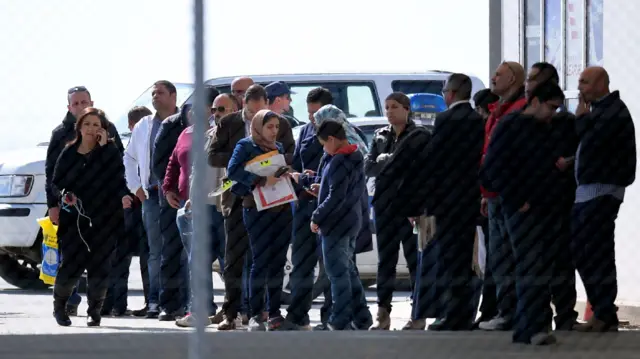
[52, 107, 129, 327]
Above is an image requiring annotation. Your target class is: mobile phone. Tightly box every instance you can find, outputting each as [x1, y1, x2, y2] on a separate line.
[274, 166, 290, 178]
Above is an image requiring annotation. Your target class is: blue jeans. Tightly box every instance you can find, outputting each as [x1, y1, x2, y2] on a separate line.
[487, 197, 516, 320]
[322, 234, 369, 330]
[176, 204, 225, 314]
[506, 208, 557, 343]
[142, 189, 162, 307]
[243, 207, 292, 318]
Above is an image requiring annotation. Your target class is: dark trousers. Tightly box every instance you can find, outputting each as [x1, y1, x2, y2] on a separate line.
[487, 197, 517, 320]
[221, 199, 251, 319]
[54, 225, 114, 315]
[373, 210, 417, 312]
[477, 220, 498, 320]
[550, 201, 578, 328]
[159, 204, 187, 313]
[571, 195, 622, 325]
[286, 200, 319, 325]
[433, 210, 476, 327]
[137, 209, 150, 306]
[103, 247, 133, 313]
[506, 207, 558, 344]
[244, 207, 292, 318]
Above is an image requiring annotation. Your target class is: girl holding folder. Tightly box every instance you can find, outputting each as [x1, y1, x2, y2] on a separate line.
[227, 109, 294, 331]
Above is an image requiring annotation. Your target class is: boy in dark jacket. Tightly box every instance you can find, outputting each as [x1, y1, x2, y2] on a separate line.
[482, 81, 566, 345]
[310, 120, 372, 331]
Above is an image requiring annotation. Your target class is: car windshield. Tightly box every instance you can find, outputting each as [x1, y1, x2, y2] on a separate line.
[115, 83, 194, 137]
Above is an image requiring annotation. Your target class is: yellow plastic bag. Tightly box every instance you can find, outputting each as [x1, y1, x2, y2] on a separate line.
[37, 217, 59, 285]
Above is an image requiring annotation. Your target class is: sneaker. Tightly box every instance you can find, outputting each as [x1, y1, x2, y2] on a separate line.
[217, 315, 237, 331]
[176, 313, 212, 328]
[248, 316, 266, 332]
[146, 304, 160, 319]
[531, 332, 557, 346]
[268, 316, 286, 331]
[313, 323, 329, 331]
[369, 307, 391, 330]
[209, 311, 224, 325]
[402, 319, 426, 330]
[478, 316, 512, 331]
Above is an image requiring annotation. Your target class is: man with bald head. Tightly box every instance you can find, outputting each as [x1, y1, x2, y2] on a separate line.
[571, 66, 636, 332]
[478, 61, 528, 332]
[231, 77, 255, 109]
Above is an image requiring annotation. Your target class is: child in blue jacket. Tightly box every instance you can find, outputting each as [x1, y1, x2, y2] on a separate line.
[308, 119, 372, 330]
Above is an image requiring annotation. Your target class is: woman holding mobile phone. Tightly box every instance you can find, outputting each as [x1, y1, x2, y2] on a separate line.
[226, 109, 293, 331]
[52, 107, 129, 327]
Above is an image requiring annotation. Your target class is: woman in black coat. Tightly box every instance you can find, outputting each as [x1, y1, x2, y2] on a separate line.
[52, 107, 129, 327]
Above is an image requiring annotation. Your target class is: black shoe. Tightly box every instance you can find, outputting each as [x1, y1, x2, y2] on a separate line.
[66, 305, 78, 317]
[87, 314, 101, 327]
[159, 309, 185, 322]
[428, 318, 472, 331]
[132, 305, 148, 317]
[146, 305, 160, 319]
[54, 311, 72, 327]
[112, 309, 132, 317]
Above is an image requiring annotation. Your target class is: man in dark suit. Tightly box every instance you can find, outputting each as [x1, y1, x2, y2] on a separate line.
[207, 84, 295, 330]
[422, 73, 485, 330]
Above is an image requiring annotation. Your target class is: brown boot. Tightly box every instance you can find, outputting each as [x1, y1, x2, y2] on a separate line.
[369, 307, 391, 330]
[573, 317, 618, 332]
[209, 311, 225, 325]
[402, 318, 426, 330]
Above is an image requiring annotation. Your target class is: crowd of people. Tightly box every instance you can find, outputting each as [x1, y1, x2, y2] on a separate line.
[43, 60, 635, 345]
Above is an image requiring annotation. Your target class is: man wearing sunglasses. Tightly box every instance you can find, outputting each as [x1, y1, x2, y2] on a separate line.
[44, 86, 123, 316]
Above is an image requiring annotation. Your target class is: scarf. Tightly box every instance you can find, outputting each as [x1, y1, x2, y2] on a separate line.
[313, 105, 368, 156]
[251, 109, 279, 152]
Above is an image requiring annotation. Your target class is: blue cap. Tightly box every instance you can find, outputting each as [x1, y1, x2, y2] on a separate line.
[265, 81, 295, 99]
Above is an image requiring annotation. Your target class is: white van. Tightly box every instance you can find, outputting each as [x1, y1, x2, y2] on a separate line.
[0, 71, 485, 293]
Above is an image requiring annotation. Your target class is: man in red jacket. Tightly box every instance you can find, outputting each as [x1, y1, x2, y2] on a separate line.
[478, 61, 527, 331]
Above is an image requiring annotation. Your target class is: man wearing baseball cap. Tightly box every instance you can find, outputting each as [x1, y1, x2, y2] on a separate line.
[266, 81, 300, 128]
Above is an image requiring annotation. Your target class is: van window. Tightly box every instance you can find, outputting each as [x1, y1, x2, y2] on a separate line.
[116, 83, 194, 134]
[392, 80, 444, 95]
[289, 82, 380, 122]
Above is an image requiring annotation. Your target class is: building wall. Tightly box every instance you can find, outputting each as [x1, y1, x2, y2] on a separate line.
[502, 0, 640, 305]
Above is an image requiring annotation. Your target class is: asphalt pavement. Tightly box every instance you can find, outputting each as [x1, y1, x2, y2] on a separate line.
[0, 258, 638, 359]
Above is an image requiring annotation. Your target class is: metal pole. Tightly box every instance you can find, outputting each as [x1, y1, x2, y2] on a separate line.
[489, 0, 503, 79]
[189, 0, 208, 358]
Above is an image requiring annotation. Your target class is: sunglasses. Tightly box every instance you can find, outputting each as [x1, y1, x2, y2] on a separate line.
[212, 106, 227, 113]
[68, 86, 88, 95]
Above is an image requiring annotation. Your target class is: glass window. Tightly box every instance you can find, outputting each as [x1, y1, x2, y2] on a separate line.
[391, 80, 444, 95]
[288, 83, 380, 122]
[566, 98, 579, 114]
[115, 83, 194, 134]
[346, 86, 377, 118]
[587, 0, 604, 66]
[565, 0, 584, 91]
[544, 0, 563, 76]
[524, 0, 542, 70]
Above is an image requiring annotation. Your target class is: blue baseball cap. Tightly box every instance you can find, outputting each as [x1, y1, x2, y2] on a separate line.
[265, 81, 295, 99]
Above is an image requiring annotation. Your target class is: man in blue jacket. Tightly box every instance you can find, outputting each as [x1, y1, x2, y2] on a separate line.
[310, 120, 372, 331]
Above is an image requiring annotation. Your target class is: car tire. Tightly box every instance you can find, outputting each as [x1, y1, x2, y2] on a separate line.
[0, 254, 51, 291]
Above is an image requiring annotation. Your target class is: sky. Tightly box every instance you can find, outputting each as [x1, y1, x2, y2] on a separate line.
[0, 0, 489, 152]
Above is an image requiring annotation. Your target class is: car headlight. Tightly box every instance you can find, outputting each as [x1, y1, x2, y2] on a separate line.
[0, 175, 34, 197]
